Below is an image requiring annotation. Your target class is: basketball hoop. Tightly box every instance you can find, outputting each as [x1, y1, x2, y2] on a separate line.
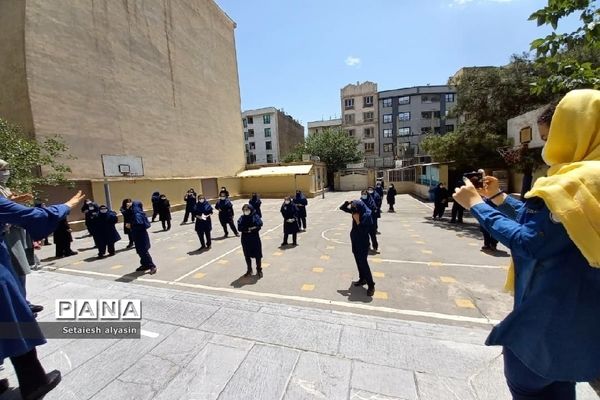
[497, 143, 528, 166]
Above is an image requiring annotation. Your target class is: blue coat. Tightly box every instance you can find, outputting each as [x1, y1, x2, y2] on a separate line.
[375, 185, 384, 198]
[184, 192, 197, 210]
[93, 211, 121, 247]
[215, 199, 235, 224]
[0, 197, 70, 362]
[237, 210, 263, 258]
[130, 201, 151, 252]
[340, 200, 372, 255]
[249, 196, 262, 218]
[362, 195, 378, 222]
[471, 195, 600, 381]
[293, 194, 308, 218]
[194, 201, 213, 232]
[281, 203, 299, 234]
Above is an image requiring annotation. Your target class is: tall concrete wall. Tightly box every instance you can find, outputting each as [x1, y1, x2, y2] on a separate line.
[276, 113, 304, 161]
[8, 0, 245, 180]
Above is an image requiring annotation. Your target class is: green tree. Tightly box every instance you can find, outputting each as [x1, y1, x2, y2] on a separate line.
[529, 0, 600, 94]
[0, 118, 73, 197]
[283, 128, 362, 185]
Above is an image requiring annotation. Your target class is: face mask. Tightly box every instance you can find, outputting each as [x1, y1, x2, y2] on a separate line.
[361, 195, 368, 200]
[0, 170, 10, 184]
[368, 190, 374, 194]
[127, 203, 132, 208]
[243, 210, 251, 216]
[220, 196, 225, 201]
[100, 209, 108, 214]
[284, 200, 290, 205]
[89, 206, 95, 211]
[199, 199, 205, 203]
[389, 186, 392, 189]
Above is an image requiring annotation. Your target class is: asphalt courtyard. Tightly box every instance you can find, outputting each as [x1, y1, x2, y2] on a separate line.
[38, 192, 514, 328]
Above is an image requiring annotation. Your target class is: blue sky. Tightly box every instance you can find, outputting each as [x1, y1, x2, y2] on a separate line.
[214, 0, 580, 130]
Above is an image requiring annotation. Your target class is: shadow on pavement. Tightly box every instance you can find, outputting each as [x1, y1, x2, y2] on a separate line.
[279, 244, 299, 250]
[421, 217, 485, 240]
[337, 285, 373, 304]
[0, 387, 21, 400]
[230, 274, 260, 288]
[76, 245, 96, 252]
[481, 249, 511, 258]
[187, 248, 210, 256]
[115, 271, 146, 283]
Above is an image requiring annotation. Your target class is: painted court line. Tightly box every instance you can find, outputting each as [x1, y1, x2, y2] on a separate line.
[140, 330, 160, 338]
[379, 259, 505, 270]
[409, 196, 433, 210]
[49, 267, 499, 325]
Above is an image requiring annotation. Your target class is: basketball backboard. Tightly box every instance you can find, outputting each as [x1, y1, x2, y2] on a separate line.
[101, 155, 144, 177]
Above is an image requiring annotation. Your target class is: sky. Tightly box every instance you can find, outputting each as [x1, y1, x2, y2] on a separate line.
[214, 0, 580, 131]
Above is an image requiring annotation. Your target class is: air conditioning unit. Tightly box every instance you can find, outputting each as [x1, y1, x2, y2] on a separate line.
[302, 154, 311, 162]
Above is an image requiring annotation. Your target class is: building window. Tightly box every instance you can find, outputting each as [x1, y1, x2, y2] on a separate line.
[263, 114, 271, 124]
[383, 144, 393, 153]
[245, 144, 249, 152]
[344, 114, 355, 124]
[363, 96, 374, 107]
[344, 98, 354, 109]
[445, 93, 455, 103]
[398, 112, 411, 121]
[382, 98, 392, 108]
[363, 128, 374, 138]
[383, 114, 393, 123]
[265, 141, 272, 150]
[347, 129, 355, 137]
[249, 142, 256, 150]
[244, 132, 248, 141]
[266, 154, 273, 163]
[421, 111, 441, 119]
[421, 127, 441, 135]
[247, 116, 254, 124]
[398, 127, 411, 136]
[445, 124, 455, 132]
[264, 128, 271, 137]
[364, 142, 375, 153]
[247, 154, 256, 164]
[248, 129, 255, 137]
[421, 95, 440, 103]
[363, 112, 374, 122]
[314, 128, 318, 134]
[243, 118, 248, 128]
[398, 96, 410, 105]
[383, 129, 393, 138]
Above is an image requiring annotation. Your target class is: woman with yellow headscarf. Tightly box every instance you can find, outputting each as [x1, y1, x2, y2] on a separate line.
[454, 89, 600, 400]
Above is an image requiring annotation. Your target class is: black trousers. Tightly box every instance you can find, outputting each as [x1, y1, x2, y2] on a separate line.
[481, 228, 498, 248]
[98, 242, 115, 256]
[161, 220, 171, 231]
[221, 219, 238, 236]
[451, 202, 464, 222]
[283, 233, 297, 245]
[298, 216, 307, 230]
[433, 203, 446, 218]
[354, 251, 374, 286]
[10, 348, 48, 398]
[245, 256, 262, 271]
[368, 225, 378, 250]
[55, 241, 73, 258]
[197, 230, 211, 247]
[151, 210, 158, 222]
[183, 209, 195, 223]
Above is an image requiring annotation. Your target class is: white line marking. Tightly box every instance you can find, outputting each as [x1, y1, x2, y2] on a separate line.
[48, 268, 499, 325]
[321, 228, 347, 245]
[379, 259, 505, 270]
[409, 195, 433, 210]
[140, 330, 160, 338]
[172, 223, 283, 282]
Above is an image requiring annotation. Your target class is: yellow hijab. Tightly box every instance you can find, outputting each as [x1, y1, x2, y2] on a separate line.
[505, 89, 600, 293]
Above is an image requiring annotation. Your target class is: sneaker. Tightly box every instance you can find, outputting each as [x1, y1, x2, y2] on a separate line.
[148, 267, 157, 275]
[136, 266, 150, 272]
[29, 304, 44, 313]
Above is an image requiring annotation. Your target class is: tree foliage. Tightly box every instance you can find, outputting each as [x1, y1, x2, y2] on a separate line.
[529, 0, 600, 94]
[0, 118, 73, 196]
[283, 128, 362, 172]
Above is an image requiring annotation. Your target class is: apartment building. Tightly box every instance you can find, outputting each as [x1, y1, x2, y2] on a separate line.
[340, 81, 379, 157]
[242, 107, 304, 164]
[306, 118, 342, 136]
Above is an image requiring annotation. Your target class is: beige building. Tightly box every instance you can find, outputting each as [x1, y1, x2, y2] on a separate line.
[242, 108, 304, 165]
[306, 118, 342, 136]
[0, 0, 245, 218]
[340, 81, 378, 158]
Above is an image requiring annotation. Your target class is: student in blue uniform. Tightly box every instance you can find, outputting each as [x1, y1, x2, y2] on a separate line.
[339, 199, 375, 296]
[120, 198, 134, 248]
[237, 204, 263, 278]
[94, 205, 121, 258]
[150, 191, 160, 222]
[80, 198, 96, 238]
[193, 195, 213, 250]
[215, 193, 238, 237]
[182, 188, 197, 224]
[361, 189, 379, 253]
[127, 201, 156, 274]
[280, 196, 299, 246]
[367, 186, 382, 235]
[293, 190, 308, 231]
[453, 90, 600, 399]
[53, 218, 77, 259]
[249, 193, 262, 218]
[82, 200, 100, 246]
[157, 194, 171, 231]
[375, 181, 384, 198]
[386, 184, 397, 212]
[0, 190, 84, 400]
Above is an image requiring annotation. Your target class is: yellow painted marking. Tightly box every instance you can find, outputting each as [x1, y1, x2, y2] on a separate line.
[403, 224, 411, 227]
[217, 259, 229, 265]
[455, 298, 476, 309]
[415, 241, 426, 244]
[326, 246, 335, 250]
[236, 251, 244, 255]
[440, 276, 457, 283]
[468, 243, 479, 247]
[407, 229, 415, 232]
[193, 272, 206, 279]
[410, 234, 420, 238]
[372, 271, 385, 278]
[429, 262, 444, 267]
[372, 258, 383, 263]
[262, 263, 270, 268]
[333, 232, 342, 236]
[110, 264, 124, 270]
[312, 267, 324, 273]
[301, 284, 315, 291]
[176, 256, 187, 262]
[263, 236, 272, 240]
[421, 250, 433, 254]
[187, 239, 195, 243]
[373, 291, 388, 300]
[168, 246, 176, 250]
[320, 255, 330, 260]
[72, 261, 84, 266]
[273, 252, 283, 256]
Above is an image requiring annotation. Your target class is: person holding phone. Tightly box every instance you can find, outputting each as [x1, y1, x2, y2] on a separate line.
[453, 90, 600, 400]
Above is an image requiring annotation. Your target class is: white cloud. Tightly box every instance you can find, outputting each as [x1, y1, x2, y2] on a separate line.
[345, 56, 361, 67]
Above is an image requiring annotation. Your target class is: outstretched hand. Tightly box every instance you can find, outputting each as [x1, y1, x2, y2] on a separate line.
[453, 178, 484, 210]
[65, 191, 86, 209]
